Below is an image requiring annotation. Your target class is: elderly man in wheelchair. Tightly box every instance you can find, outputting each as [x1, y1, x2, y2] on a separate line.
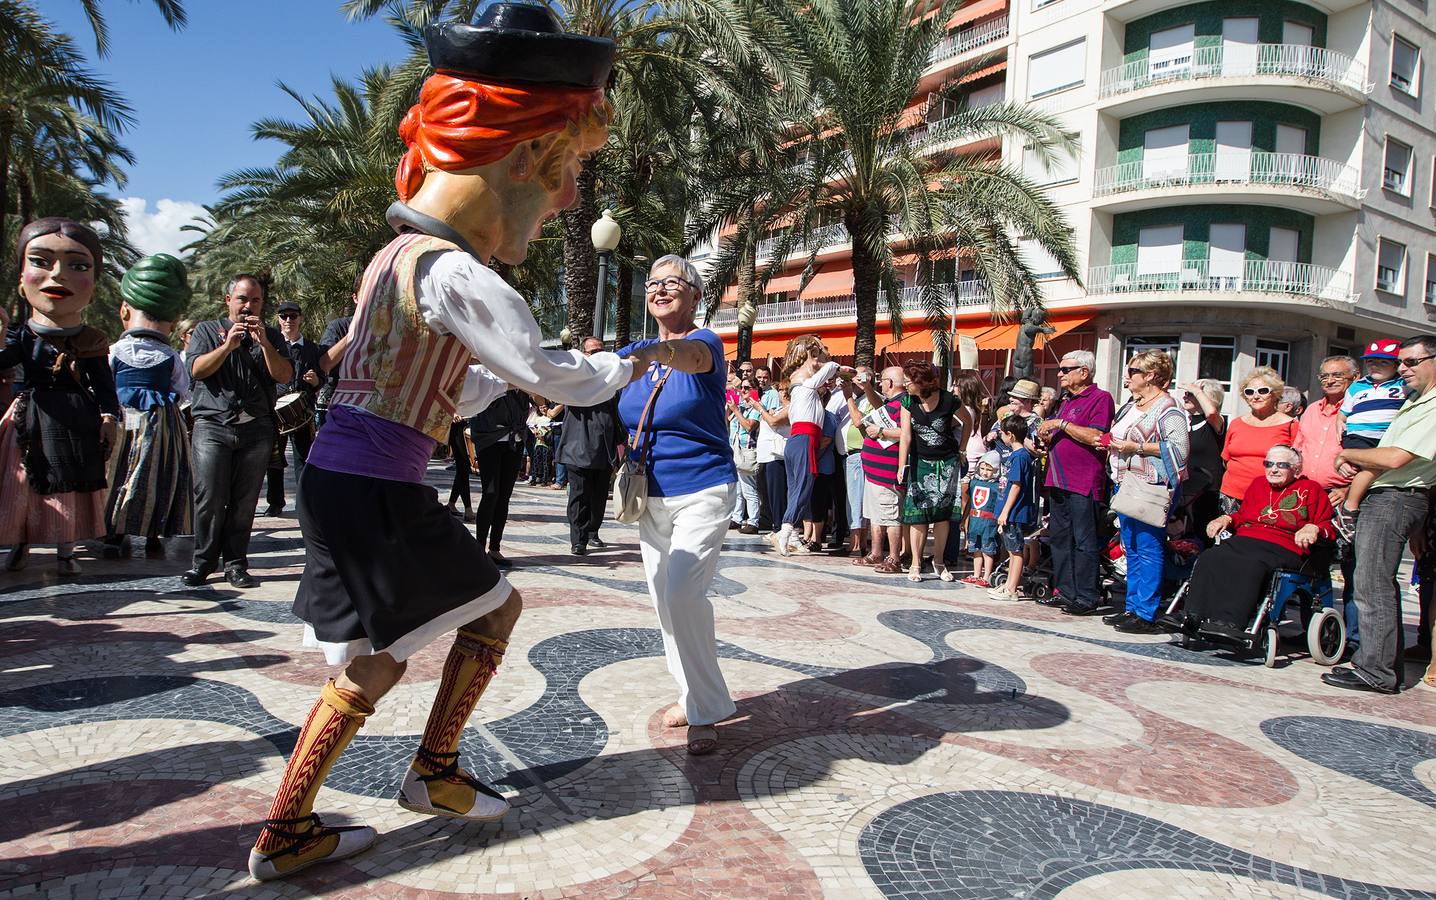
[1160, 444, 1343, 665]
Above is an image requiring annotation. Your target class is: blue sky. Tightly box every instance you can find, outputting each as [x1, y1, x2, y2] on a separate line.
[45, 1, 410, 256]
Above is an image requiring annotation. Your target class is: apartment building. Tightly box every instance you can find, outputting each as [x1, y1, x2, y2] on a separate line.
[706, 0, 1434, 405]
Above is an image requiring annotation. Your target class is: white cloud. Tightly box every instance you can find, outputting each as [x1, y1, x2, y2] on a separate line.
[119, 197, 209, 259]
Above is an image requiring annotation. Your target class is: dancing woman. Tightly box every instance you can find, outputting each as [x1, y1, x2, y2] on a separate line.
[772, 334, 852, 556]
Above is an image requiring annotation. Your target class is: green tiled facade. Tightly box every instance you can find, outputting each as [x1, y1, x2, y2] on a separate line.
[1121, 0, 1328, 62]
[1110, 205, 1316, 265]
[1115, 102, 1322, 165]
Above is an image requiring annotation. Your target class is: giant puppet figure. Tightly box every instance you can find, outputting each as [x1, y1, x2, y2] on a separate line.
[248, 5, 706, 881]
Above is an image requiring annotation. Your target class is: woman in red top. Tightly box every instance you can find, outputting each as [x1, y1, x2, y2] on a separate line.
[1167, 444, 1335, 640]
[1219, 366, 1298, 512]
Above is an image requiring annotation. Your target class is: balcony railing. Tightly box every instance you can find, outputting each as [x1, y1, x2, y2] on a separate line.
[756, 223, 850, 260]
[1087, 259, 1355, 304]
[929, 16, 1009, 66]
[1098, 43, 1369, 99]
[1092, 151, 1364, 201]
[709, 281, 992, 328]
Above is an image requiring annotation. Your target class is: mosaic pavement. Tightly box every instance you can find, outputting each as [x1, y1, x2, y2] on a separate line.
[3, 467, 1436, 898]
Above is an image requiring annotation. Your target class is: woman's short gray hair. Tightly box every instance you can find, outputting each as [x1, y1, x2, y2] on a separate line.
[649, 254, 703, 299]
[1268, 443, 1303, 474]
[1193, 377, 1225, 408]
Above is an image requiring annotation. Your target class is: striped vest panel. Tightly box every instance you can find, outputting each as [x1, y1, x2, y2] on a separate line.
[331, 232, 473, 441]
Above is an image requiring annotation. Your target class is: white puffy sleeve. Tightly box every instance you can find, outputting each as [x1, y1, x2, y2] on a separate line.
[416, 250, 633, 406]
[454, 364, 507, 417]
[803, 360, 840, 390]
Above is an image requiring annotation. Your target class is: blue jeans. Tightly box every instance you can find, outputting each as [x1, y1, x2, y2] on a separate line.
[1351, 488, 1429, 690]
[844, 452, 865, 530]
[732, 469, 760, 526]
[1118, 512, 1166, 621]
[783, 433, 816, 527]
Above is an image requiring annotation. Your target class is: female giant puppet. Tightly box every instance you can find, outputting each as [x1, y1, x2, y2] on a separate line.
[249, 5, 705, 880]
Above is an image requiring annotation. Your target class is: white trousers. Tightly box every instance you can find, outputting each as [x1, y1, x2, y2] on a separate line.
[638, 482, 739, 726]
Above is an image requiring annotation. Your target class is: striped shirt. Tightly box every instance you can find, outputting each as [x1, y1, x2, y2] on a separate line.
[1341, 376, 1406, 438]
[861, 397, 903, 486]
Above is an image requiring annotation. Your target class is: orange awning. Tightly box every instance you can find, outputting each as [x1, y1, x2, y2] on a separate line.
[799, 266, 854, 299]
[950, 0, 1006, 28]
[897, 102, 928, 130]
[974, 313, 1092, 350]
[960, 61, 1006, 86]
[762, 272, 804, 294]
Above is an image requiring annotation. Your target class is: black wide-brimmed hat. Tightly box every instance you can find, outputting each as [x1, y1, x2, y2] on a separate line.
[425, 3, 615, 90]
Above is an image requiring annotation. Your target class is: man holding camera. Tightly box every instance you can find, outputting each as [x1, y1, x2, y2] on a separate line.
[183, 274, 293, 588]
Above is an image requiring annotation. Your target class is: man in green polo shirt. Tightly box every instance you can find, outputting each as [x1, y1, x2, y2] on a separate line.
[1323, 335, 1436, 693]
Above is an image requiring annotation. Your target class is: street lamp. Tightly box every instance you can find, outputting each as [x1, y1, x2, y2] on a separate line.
[590, 209, 622, 345]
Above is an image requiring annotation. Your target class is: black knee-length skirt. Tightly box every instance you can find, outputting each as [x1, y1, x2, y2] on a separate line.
[293, 463, 511, 664]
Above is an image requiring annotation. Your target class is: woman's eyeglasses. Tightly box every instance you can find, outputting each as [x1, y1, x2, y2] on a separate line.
[1243, 386, 1273, 397]
[644, 277, 694, 293]
[278, 313, 300, 320]
[1126, 367, 1146, 378]
[1262, 460, 1293, 470]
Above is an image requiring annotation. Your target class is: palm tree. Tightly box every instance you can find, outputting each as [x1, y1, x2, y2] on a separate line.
[702, 0, 1081, 369]
[0, 0, 189, 59]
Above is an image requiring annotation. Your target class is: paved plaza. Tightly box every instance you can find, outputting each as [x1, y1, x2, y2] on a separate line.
[2, 467, 1436, 898]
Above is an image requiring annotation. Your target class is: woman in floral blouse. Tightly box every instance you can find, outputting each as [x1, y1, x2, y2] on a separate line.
[1168, 443, 1335, 640]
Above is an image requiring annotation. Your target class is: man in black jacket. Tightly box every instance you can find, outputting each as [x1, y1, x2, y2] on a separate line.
[183, 274, 294, 587]
[558, 336, 624, 554]
[265, 301, 323, 515]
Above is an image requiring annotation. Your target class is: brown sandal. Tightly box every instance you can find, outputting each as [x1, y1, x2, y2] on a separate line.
[873, 556, 902, 574]
[853, 552, 883, 566]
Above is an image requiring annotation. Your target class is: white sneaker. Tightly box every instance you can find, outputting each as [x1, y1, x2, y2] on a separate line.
[987, 586, 1016, 601]
[397, 764, 510, 822]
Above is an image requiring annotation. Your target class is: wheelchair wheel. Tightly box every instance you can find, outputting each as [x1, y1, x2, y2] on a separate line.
[1263, 626, 1279, 668]
[1306, 607, 1346, 666]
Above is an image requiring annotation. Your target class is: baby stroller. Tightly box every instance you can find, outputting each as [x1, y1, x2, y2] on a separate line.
[1096, 515, 1199, 608]
[1163, 540, 1345, 668]
[988, 519, 1055, 600]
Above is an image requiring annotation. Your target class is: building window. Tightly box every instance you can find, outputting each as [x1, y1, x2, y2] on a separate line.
[1124, 335, 1180, 368]
[1383, 137, 1413, 195]
[1426, 253, 1436, 305]
[1256, 339, 1291, 381]
[1198, 336, 1236, 391]
[1376, 237, 1407, 295]
[1392, 34, 1421, 96]
[1028, 40, 1086, 99]
[1018, 237, 1064, 281]
[1023, 139, 1079, 186]
[1034, 0, 1061, 8]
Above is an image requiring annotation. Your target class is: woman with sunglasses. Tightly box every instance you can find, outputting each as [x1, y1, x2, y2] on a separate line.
[1101, 349, 1189, 633]
[1219, 367, 1299, 514]
[1164, 444, 1335, 641]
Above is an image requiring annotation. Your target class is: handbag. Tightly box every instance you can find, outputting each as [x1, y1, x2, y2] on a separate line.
[1109, 420, 1178, 528]
[613, 367, 672, 524]
[731, 427, 758, 474]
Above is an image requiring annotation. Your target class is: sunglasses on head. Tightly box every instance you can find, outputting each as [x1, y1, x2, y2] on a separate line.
[1263, 460, 1293, 470]
[1243, 386, 1272, 397]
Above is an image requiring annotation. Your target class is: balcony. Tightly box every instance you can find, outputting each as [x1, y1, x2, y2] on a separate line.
[1105, 0, 1369, 24]
[1087, 260, 1355, 306]
[756, 223, 850, 261]
[1091, 151, 1364, 214]
[709, 281, 993, 329]
[1097, 43, 1370, 115]
[928, 16, 1009, 69]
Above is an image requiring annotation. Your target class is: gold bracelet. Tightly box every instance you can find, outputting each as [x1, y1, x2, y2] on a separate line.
[664, 342, 677, 367]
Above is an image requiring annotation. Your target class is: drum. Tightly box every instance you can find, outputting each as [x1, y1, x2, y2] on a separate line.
[274, 391, 314, 434]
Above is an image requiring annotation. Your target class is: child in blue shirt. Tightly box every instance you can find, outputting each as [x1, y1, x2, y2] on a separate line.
[963, 452, 1002, 587]
[992, 415, 1037, 601]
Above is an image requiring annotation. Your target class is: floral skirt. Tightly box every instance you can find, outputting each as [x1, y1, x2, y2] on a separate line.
[902, 456, 963, 525]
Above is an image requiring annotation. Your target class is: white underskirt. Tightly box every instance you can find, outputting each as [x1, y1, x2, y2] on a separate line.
[302, 575, 513, 665]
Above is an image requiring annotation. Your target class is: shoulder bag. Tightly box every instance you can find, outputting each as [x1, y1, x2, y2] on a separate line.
[1108, 403, 1176, 528]
[613, 367, 673, 524]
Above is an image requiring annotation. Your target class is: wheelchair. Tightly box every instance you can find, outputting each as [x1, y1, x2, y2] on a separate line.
[1164, 540, 1345, 668]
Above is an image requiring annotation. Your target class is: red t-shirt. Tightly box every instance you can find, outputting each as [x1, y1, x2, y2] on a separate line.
[1220, 416, 1299, 499]
[1230, 475, 1336, 556]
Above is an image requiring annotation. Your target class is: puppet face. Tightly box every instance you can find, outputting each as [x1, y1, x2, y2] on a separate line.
[495, 110, 609, 264]
[19, 232, 96, 324]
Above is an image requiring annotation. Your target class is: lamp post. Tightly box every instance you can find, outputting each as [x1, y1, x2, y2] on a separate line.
[590, 209, 622, 346]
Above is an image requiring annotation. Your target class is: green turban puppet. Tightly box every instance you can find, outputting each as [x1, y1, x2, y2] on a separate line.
[119, 253, 191, 322]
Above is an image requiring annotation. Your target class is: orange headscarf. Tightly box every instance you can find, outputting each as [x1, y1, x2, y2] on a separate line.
[395, 73, 606, 201]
